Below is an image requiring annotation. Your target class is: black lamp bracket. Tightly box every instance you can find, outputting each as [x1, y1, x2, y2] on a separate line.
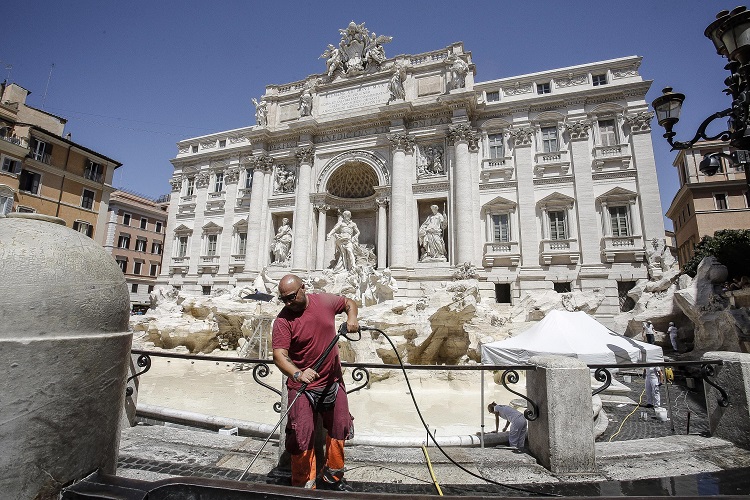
[666, 107, 732, 150]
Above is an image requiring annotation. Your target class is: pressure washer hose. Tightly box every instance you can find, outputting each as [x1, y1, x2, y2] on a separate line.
[362, 325, 559, 497]
[421, 445, 443, 496]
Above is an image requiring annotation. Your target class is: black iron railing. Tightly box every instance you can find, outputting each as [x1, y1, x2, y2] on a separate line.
[126, 349, 730, 422]
[127, 349, 538, 419]
[589, 360, 728, 407]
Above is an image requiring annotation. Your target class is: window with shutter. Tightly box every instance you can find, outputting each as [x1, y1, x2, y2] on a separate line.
[491, 214, 510, 242]
[0, 195, 12, 215]
[598, 119, 617, 147]
[541, 126, 558, 153]
[1, 157, 20, 173]
[608, 206, 630, 237]
[488, 134, 504, 159]
[549, 210, 567, 240]
[19, 169, 41, 194]
[81, 189, 95, 209]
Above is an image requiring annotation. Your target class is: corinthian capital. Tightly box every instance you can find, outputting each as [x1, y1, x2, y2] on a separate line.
[508, 126, 534, 147]
[224, 166, 241, 184]
[387, 133, 415, 152]
[169, 176, 182, 191]
[376, 197, 390, 208]
[295, 146, 315, 165]
[624, 111, 654, 133]
[248, 154, 274, 173]
[447, 124, 478, 150]
[195, 171, 210, 188]
[565, 119, 592, 141]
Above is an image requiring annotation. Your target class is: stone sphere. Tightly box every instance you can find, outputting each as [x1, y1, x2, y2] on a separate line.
[0, 213, 129, 338]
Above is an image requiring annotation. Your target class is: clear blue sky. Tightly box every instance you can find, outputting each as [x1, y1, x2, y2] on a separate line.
[3, 1, 735, 229]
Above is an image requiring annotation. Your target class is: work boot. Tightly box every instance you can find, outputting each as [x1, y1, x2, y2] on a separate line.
[319, 477, 354, 491]
[319, 467, 354, 491]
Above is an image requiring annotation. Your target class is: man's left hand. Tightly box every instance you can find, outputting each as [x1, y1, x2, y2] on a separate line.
[347, 319, 359, 333]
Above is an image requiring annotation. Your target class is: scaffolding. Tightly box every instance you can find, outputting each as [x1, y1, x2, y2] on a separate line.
[235, 314, 274, 369]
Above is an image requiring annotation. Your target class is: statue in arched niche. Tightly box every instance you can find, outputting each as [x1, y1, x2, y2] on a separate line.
[418, 204, 448, 262]
[270, 218, 292, 265]
[327, 210, 360, 273]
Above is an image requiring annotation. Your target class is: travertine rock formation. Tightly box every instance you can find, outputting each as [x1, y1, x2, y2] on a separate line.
[674, 256, 750, 354]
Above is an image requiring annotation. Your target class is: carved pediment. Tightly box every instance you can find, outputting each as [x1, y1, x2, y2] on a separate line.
[173, 224, 193, 236]
[201, 221, 223, 234]
[481, 195, 517, 215]
[537, 192, 575, 209]
[596, 186, 637, 204]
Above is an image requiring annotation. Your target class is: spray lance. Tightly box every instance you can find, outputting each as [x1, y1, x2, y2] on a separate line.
[238, 322, 362, 481]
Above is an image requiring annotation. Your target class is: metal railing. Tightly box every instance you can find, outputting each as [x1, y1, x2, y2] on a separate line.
[127, 349, 539, 419]
[126, 350, 728, 432]
[590, 360, 727, 406]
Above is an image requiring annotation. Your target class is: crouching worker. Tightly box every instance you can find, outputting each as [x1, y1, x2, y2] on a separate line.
[272, 274, 358, 491]
[488, 402, 528, 450]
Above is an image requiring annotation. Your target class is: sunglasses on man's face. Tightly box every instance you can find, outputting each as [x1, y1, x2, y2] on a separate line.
[279, 285, 303, 303]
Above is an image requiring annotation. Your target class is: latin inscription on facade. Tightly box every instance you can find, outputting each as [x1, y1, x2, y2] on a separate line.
[320, 82, 389, 114]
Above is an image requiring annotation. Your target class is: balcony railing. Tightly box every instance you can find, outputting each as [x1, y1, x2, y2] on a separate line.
[0, 134, 27, 148]
[592, 143, 631, 169]
[31, 152, 52, 164]
[602, 235, 644, 263]
[533, 150, 570, 174]
[483, 241, 520, 266]
[540, 238, 579, 265]
[83, 170, 103, 183]
[169, 256, 189, 275]
[199, 255, 220, 273]
[480, 158, 514, 181]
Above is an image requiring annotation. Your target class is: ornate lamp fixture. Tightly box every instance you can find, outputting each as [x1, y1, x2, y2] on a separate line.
[652, 6, 750, 178]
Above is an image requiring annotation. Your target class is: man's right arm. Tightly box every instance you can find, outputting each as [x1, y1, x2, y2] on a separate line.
[272, 348, 319, 384]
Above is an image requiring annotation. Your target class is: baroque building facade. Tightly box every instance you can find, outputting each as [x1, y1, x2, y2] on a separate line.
[161, 24, 665, 321]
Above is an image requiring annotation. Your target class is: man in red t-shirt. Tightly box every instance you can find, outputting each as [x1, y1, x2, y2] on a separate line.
[272, 274, 359, 490]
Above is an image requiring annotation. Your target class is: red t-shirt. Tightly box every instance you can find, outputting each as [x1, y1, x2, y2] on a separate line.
[272, 293, 347, 390]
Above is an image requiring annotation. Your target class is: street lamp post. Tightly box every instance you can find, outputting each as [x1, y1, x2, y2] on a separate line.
[652, 6, 750, 180]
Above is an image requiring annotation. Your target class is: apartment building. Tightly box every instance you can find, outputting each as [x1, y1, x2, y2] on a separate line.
[666, 140, 750, 267]
[104, 189, 169, 312]
[0, 82, 121, 241]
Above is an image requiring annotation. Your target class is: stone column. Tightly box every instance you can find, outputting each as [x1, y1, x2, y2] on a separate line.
[387, 133, 414, 270]
[702, 352, 750, 449]
[526, 355, 596, 473]
[245, 154, 272, 273]
[630, 199, 642, 236]
[625, 111, 665, 241]
[509, 126, 538, 267]
[292, 146, 315, 272]
[448, 124, 478, 265]
[376, 197, 389, 269]
[222, 165, 241, 276]
[601, 201, 610, 236]
[566, 119, 600, 265]
[315, 204, 329, 270]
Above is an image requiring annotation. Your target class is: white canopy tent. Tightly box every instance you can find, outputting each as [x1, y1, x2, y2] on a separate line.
[481, 310, 663, 366]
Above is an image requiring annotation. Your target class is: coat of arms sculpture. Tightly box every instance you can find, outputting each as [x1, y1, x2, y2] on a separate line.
[320, 22, 392, 78]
